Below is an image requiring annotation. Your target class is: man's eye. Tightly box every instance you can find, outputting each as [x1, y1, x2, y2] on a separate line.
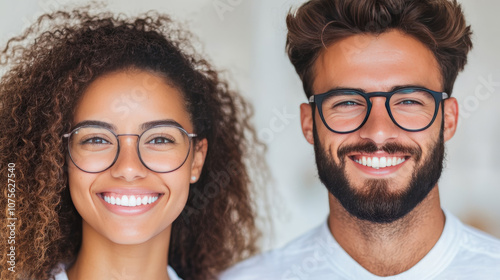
[335, 101, 360, 107]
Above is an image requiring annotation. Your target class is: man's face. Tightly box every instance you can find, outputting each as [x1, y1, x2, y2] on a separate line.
[300, 30, 458, 223]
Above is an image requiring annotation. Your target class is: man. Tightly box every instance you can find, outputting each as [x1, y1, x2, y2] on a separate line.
[221, 0, 500, 279]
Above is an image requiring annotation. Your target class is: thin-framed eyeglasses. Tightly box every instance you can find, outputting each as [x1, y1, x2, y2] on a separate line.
[308, 87, 449, 134]
[63, 124, 197, 173]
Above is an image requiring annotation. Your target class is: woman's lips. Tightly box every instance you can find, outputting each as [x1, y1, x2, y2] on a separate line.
[97, 192, 164, 216]
[99, 192, 161, 207]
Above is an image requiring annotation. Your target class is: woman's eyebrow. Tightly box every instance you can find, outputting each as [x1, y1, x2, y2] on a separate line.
[73, 120, 116, 131]
[140, 119, 184, 131]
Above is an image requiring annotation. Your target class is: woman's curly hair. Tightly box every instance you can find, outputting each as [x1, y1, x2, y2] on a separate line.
[0, 8, 263, 280]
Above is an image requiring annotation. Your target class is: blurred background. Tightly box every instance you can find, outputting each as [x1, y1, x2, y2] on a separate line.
[1, 0, 499, 251]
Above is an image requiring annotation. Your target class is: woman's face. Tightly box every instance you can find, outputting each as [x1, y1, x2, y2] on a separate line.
[68, 69, 207, 245]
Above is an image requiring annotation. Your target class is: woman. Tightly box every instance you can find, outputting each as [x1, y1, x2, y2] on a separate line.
[0, 8, 263, 280]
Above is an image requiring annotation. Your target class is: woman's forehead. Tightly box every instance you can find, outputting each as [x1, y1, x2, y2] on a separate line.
[73, 69, 192, 133]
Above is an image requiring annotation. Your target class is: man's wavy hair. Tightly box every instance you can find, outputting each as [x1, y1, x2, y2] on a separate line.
[0, 9, 263, 280]
[286, 0, 473, 97]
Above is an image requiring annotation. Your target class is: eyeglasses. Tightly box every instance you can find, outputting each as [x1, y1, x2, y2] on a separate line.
[308, 87, 449, 134]
[63, 125, 197, 173]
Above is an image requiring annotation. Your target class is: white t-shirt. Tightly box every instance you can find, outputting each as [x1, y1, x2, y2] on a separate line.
[220, 210, 500, 279]
[52, 264, 182, 280]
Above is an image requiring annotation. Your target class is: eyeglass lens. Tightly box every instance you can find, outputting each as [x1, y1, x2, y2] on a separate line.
[320, 88, 437, 132]
[68, 125, 190, 173]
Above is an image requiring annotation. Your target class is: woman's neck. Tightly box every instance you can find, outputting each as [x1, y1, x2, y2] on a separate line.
[67, 221, 171, 280]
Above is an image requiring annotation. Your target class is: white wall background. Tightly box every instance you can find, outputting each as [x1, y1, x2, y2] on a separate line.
[1, 0, 499, 251]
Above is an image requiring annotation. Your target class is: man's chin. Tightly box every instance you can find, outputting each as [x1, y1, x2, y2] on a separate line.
[333, 178, 417, 224]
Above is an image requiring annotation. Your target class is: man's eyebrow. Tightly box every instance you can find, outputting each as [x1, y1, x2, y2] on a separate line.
[318, 84, 431, 94]
[389, 84, 431, 92]
[72, 120, 116, 131]
[140, 119, 184, 131]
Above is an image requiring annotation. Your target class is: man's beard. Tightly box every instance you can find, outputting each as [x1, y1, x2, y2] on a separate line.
[314, 125, 445, 224]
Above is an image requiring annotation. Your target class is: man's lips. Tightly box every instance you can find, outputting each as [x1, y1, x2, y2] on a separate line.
[349, 154, 410, 170]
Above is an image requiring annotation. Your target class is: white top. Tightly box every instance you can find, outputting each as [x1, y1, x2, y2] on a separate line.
[53, 264, 182, 280]
[220, 210, 500, 279]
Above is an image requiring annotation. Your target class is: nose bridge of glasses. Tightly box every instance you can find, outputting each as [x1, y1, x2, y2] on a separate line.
[115, 134, 141, 160]
[363, 93, 398, 129]
[116, 133, 140, 144]
[367, 93, 391, 116]
[111, 133, 146, 172]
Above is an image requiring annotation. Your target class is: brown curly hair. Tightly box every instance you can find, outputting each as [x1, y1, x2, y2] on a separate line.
[0, 8, 263, 280]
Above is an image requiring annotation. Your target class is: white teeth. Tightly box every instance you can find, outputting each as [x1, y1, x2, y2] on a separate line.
[355, 156, 407, 169]
[379, 157, 387, 168]
[129, 195, 136, 207]
[102, 194, 159, 207]
[121, 195, 129, 206]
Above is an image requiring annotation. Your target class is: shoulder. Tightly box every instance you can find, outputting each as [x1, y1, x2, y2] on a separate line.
[219, 223, 330, 280]
[51, 264, 68, 280]
[444, 212, 500, 276]
[458, 221, 500, 261]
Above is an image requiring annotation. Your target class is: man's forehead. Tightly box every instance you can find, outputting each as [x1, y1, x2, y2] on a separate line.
[312, 30, 442, 94]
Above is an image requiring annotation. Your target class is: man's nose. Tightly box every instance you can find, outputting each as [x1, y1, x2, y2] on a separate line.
[358, 97, 400, 144]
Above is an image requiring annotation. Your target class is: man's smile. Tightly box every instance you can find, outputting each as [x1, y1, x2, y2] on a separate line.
[347, 152, 412, 176]
[350, 155, 409, 169]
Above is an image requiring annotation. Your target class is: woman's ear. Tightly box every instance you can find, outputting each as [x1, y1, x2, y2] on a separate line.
[443, 97, 459, 142]
[190, 138, 208, 183]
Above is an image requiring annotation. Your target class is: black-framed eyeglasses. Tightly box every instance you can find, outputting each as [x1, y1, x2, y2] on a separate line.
[63, 124, 197, 173]
[308, 87, 449, 134]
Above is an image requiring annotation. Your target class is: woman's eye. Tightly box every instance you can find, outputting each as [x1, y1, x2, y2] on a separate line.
[82, 137, 111, 145]
[147, 137, 174, 144]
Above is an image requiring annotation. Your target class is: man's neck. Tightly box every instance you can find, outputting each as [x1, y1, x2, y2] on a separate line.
[328, 187, 445, 276]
